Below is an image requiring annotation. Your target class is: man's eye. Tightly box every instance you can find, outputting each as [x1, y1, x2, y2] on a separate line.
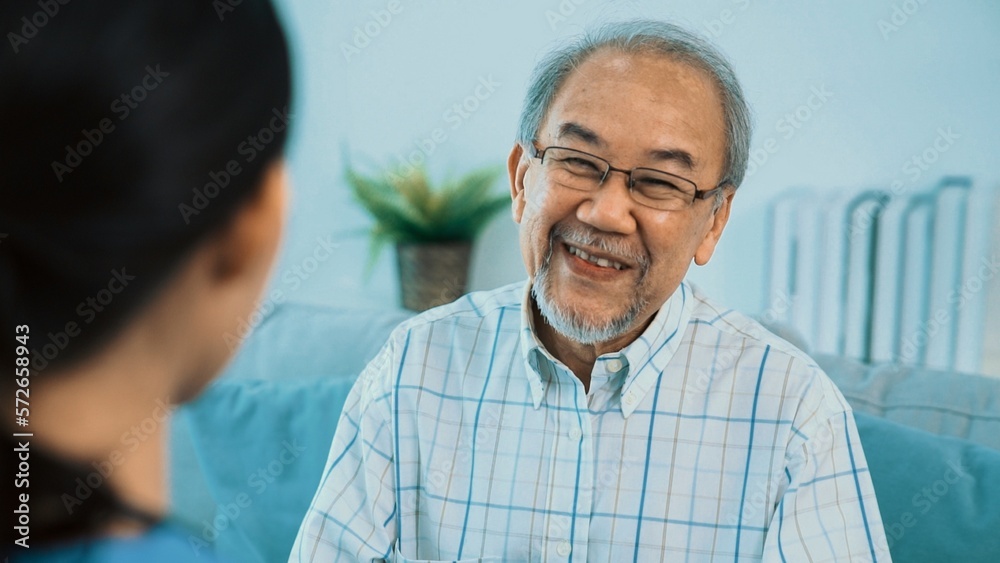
[559, 157, 600, 172]
[635, 177, 683, 193]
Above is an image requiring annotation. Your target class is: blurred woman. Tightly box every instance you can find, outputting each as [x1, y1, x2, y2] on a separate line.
[1, 0, 291, 559]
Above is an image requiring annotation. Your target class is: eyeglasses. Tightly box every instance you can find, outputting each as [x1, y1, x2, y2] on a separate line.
[529, 144, 726, 211]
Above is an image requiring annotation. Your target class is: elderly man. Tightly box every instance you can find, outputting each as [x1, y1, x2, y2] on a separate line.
[290, 20, 889, 562]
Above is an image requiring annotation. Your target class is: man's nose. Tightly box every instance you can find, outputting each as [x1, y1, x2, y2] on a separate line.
[575, 169, 638, 235]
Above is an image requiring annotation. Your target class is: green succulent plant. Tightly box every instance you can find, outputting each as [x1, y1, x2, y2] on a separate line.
[346, 163, 509, 269]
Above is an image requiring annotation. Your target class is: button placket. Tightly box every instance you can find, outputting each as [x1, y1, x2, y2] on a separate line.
[545, 366, 588, 562]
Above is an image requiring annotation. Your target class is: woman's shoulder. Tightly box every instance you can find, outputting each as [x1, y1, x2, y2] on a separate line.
[8, 521, 230, 563]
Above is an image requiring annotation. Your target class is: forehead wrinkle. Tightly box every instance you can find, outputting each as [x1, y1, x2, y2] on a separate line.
[555, 121, 605, 148]
[554, 119, 698, 172]
[646, 147, 696, 171]
[546, 52, 723, 174]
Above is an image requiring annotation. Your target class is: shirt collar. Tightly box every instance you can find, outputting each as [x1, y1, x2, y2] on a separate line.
[519, 281, 555, 409]
[519, 279, 694, 417]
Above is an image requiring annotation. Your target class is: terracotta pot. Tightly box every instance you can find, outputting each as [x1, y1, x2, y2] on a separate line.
[395, 241, 472, 311]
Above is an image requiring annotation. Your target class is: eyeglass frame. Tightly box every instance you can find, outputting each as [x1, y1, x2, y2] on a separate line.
[528, 143, 729, 208]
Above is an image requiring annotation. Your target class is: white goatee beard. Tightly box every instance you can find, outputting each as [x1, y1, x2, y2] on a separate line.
[531, 224, 649, 346]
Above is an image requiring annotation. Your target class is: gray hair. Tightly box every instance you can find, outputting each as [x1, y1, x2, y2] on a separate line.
[516, 20, 753, 192]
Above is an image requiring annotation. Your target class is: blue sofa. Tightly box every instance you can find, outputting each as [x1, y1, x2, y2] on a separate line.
[170, 302, 1000, 562]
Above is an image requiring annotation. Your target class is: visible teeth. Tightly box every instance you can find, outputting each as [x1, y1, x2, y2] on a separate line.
[568, 245, 625, 270]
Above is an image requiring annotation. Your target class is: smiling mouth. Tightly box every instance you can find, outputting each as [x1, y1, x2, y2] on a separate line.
[565, 243, 627, 270]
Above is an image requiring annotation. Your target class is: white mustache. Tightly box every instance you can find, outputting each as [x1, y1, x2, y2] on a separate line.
[549, 223, 650, 272]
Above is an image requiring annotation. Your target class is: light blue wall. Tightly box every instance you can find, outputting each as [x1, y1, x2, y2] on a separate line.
[267, 0, 1000, 316]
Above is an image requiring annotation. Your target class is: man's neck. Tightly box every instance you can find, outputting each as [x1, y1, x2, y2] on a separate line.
[531, 301, 651, 392]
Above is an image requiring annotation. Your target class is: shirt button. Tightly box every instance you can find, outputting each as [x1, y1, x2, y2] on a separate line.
[557, 541, 572, 557]
[606, 358, 623, 373]
[568, 427, 582, 441]
[623, 393, 636, 406]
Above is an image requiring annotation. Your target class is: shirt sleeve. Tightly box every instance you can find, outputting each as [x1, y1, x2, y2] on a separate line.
[288, 340, 398, 563]
[763, 410, 892, 562]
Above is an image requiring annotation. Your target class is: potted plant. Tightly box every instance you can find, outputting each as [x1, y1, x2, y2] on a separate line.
[346, 163, 508, 311]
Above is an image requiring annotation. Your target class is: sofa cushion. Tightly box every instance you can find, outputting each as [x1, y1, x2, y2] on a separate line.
[170, 303, 409, 531]
[173, 374, 1000, 562]
[221, 302, 411, 381]
[174, 375, 357, 563]
[817, 353, 1000, 450]
[855, 411, 1000, 562]
[178, 377, 1000, 563]
[169, 304, 1000, 562]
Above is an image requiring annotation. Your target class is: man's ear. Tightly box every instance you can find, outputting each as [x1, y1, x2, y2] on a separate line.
[507, 143, 528, 224]
[693, 187, 735, 266]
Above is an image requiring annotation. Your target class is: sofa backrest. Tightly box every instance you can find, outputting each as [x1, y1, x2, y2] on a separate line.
[169, 302, 1000, 562]
[220, 302, 412, 382]
[817, 353, 1000, 451]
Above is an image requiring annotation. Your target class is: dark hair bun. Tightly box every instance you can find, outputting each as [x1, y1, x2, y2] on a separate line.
[0, 0, 292, 371]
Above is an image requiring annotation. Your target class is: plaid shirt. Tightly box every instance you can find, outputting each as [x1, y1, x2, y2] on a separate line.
[290, 281, 890, 562]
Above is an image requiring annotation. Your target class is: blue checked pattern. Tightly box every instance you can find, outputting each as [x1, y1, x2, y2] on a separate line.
[289, 281, 890, 562]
